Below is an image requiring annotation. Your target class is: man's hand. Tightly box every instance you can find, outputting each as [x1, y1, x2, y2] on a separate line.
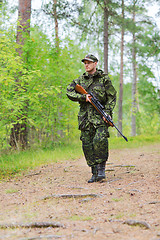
[103, 115, 111, 121]
[103, 115, 112, 125]
[86, 94, 92, 103]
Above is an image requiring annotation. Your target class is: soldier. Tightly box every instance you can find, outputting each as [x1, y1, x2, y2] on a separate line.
[66, 54, 116, 183]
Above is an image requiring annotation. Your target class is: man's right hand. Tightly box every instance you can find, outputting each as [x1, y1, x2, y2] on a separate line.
[86, 94, 92, 103]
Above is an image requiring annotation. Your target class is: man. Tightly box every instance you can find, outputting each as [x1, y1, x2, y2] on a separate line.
[66, 54, 116, 183]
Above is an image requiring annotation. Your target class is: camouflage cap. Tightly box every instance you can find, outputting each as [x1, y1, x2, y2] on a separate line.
[81, 54, 98, 63]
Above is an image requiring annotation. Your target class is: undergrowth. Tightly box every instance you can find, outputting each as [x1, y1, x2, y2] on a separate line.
[0, 135, 159, 180]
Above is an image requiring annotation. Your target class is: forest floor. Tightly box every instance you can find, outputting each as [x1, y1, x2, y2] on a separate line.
[0, 143, 159, 240]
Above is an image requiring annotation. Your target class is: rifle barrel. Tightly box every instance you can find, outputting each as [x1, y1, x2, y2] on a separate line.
[113, 124, 128, 142]
[91, 98, 128, 142]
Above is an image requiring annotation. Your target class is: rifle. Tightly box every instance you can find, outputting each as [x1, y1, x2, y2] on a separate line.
[75, 84, 128, 142]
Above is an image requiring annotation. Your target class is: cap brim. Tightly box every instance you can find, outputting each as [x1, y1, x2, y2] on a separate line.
[81, 58, 94, 62]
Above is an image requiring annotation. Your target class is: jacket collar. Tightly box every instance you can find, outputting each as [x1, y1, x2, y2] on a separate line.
[83, 69, 103, 79]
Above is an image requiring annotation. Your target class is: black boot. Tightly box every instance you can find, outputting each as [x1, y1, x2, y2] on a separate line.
[88, 166, 97, 183]
[97, 162, 106, 181]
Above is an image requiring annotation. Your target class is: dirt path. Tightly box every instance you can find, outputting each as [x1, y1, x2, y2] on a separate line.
[0, 143, 159, 240]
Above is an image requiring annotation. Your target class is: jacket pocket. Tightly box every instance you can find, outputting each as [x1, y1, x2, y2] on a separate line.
[78, 112, 88, 130]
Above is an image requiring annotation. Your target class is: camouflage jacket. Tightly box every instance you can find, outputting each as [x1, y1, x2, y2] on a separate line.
[66, 69, 117, 130]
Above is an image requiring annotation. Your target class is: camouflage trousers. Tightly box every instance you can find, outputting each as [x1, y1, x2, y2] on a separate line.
[80, 123, 109, 167]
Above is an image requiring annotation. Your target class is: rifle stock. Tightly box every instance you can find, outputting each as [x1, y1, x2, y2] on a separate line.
[75, 84, 88, 94]
[75, 84, 128, 142]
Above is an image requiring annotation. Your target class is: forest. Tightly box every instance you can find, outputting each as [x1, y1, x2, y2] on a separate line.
[1, 0, 160, 151]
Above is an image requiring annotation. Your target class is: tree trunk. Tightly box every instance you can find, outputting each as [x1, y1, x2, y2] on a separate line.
[131, 1, 137, 136]
[16, 0, 31, 54]
[118, 0, 124, 135]
[53, 0, 59, 49]
[9, 0, 31, 150]
[104, 0, 109, 74]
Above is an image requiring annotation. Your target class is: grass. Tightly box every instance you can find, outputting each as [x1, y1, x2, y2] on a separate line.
[112, 198, 123, 202]
[69, 215, 93, 221]
[0, 140, 83, 180]
[5, 188, 19, 194]
[110, 134, 160, 149]
[115, 212, 125, 219]
[0, 135, 159, 180]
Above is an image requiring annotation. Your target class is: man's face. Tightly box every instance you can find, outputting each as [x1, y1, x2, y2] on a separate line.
[84, 60, 97, 74]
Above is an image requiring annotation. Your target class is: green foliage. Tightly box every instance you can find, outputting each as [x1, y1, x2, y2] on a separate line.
[135, 78, 160, 135]
[0, 26, 86, 149]
[138, 78, 159, 113]
[0, 34, 28, 147]
[0, 0, 160, 151]
[111, 75, 160, 138]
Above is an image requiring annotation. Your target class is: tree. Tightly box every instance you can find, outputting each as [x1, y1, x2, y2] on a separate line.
[53, 0, 59, 49]
[131, 0, 137, 136]
[42, 0, 81, 50]
[103, 0, 109, 74]
[9, 0, 31, 149]
[95, 0, 120, 73]
[118, 0, 124, 134]
[127, 0, 160, 136]
[42, 0, 60, 49]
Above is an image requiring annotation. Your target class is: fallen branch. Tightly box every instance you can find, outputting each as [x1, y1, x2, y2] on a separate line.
[124, 219, 151, 229]
[107, 178, 122, 183]
[17, 234, 63, 240]
[41, 193, 102, 200]
[25, 172, 41, 177]
[148, 201, 160, 204]
[0, 221, 64, 229]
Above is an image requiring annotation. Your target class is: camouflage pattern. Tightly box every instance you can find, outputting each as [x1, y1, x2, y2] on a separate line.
[66, 69, 116, 166]
[80, 123, 109, 167]
[81, 54, 98, 63]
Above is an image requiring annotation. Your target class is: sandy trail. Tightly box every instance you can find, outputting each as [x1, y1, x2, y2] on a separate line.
[0, 143, 159, 240]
